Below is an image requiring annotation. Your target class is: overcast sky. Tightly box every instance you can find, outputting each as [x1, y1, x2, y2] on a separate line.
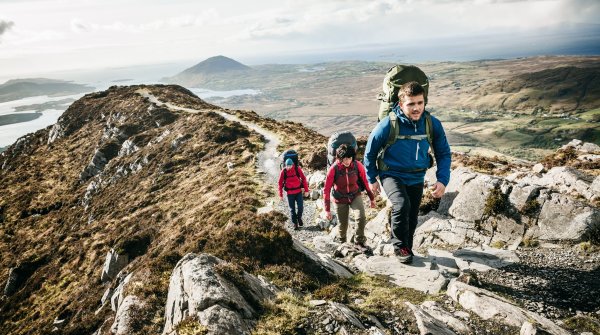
[1, 0, 599, 79]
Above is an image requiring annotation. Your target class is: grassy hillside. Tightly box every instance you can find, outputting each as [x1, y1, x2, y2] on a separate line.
[0, 78, 92, 102]
[167, 56, 600, 161]
[0, 85, 332, 334]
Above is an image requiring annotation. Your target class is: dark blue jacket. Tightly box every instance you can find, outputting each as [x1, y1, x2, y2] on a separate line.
[364, 106, 451, 186]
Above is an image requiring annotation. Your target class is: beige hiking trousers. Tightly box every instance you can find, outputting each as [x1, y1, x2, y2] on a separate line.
[336, 196, 366, 243]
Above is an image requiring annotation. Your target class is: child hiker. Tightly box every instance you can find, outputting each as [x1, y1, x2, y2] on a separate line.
[324, 144, 376, 246]
[278, 158, 309, 230]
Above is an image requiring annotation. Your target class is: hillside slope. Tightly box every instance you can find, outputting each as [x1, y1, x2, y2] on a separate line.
[0, 78, 92, 103]
[0, 84, 598, 335]
[0, 85, 330, 334]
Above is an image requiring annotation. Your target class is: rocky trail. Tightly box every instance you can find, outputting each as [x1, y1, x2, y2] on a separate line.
[147, 89, 600, 334]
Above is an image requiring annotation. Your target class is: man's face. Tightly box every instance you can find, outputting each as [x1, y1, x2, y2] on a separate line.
[399, 94, 425, 121]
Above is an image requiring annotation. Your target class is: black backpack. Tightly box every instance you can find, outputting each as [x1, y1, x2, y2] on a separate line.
[326, 131, 357, 171]
[281, 149, 302, 191]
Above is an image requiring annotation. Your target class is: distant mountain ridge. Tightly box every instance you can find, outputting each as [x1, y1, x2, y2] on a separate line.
[180, 55, 251, 75]
[0, 78, 92, 103]
[165, 55, 252, 87]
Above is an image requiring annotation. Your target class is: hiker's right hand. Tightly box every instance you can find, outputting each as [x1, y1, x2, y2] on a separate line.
[369, 182, 380, 196]
[325, 211, 332, 221]
[279, 196, 283, 202]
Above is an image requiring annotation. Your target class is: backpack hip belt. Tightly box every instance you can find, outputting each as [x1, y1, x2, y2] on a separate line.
[332, 189, 360, 200]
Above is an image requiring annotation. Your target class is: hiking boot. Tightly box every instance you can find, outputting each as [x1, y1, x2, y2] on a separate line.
[394, 247, 413, 264]
[298, 218, 304, 227]
[294, 224, 300, 230]
[354, 236, 367, 248]
[334, 236, 347, 244]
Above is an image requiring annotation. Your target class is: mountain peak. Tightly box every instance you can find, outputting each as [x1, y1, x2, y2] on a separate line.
[181, 55, 251, 75]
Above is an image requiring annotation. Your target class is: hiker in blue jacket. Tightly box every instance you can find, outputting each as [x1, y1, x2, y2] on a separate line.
[364, 81, 451, 264]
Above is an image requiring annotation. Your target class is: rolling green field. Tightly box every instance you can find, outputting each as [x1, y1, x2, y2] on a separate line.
[169, 56, 600, 161]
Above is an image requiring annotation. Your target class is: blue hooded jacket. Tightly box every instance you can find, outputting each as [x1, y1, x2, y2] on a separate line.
[364, 106, 451, 186]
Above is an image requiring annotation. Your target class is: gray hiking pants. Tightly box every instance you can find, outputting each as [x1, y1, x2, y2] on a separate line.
[336, 196, 366, 243]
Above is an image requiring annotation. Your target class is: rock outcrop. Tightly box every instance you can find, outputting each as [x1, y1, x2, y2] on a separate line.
[162, 253, 276, 335]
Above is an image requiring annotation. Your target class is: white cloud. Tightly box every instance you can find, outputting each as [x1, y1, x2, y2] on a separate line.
[0, 0, 598, 78]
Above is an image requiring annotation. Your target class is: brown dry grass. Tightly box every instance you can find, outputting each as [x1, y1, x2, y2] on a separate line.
[0, 85, 332, 335]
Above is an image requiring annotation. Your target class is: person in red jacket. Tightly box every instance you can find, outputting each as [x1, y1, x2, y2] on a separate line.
[278, 158, 309, 230]
[324, 144, 376, 246]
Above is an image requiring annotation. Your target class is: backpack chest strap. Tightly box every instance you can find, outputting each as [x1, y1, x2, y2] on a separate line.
[396, 134, 429, 141]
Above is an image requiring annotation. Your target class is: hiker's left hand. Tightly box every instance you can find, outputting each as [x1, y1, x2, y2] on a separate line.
[369, 200, 376, 208]
[431, 182, 446, 198]
[303, 192, 309, 198]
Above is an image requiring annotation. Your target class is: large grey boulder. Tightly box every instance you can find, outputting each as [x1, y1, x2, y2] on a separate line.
[420, 301, 472, 334]
[111, 295, 143, 335]
[514, 166, 596, 201]
[101, 249, 129, 283]
[447, 280, 570, 335]
[483, 215, 524, 249]
[427, 246, 519, 274]
[111, 273, 133, 312]
[308, 171, 326, 188]
[452, 245, 520, 272]
[508, 183, 542, 212]
[414, 214, 489, 249]
[292, 240, 353, 278]
[363, 206, 391, 247]
[562, 139, 600, 153]
[162, 253, 276, 335]
[532, 192, 599, 241]
[437, 168, 478, 215]
[448, 174, 502, 222]
[405, 302, 457, 335]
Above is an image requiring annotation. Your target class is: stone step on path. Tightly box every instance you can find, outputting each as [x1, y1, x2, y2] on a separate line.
[352, 254, 449, 295]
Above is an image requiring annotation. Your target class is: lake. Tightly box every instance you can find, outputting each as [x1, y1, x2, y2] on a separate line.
[0, 84, 260, 150]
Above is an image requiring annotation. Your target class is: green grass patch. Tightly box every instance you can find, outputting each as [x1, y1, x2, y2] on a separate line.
[564, 315, 600, 335]
[580, 108, 600, 122]
[483, 186, 510, 218]
[253, 291, 310, 335]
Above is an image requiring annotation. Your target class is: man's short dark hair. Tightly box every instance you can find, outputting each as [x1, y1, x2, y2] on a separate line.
[336, 144, 355, 159]
[398, 81, 425, 102]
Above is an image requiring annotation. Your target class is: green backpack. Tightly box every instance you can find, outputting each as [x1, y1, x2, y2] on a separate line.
[377, 64, 429, 121]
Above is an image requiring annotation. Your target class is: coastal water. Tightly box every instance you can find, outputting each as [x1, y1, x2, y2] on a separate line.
[0, 65, 261, 150]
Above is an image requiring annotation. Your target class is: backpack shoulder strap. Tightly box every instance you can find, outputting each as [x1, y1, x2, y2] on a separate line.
[333, 163, 341, 181]
[376, 111, 399, 171]
[424, 111, 435, 156]
[387, 111, 399, 146]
